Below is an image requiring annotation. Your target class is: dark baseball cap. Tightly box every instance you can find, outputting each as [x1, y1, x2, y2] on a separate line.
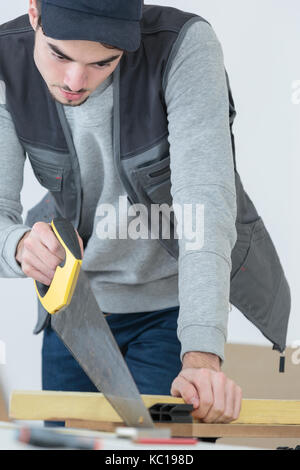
[40, 0, 143, 52]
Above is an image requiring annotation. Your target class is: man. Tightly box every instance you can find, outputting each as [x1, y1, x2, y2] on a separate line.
[0, 0, 244, 423]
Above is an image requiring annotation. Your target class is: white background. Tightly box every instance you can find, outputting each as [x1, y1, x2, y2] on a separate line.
[0, 1, 299, 401]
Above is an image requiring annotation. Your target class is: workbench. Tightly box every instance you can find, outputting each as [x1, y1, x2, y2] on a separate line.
[8, 391, 300, 450]
[0, 422, 265, 451]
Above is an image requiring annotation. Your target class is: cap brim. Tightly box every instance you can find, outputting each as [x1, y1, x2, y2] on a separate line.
[41, 3, 141, 52]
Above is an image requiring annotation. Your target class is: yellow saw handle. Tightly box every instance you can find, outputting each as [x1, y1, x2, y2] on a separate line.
[34, 218, 82, 314]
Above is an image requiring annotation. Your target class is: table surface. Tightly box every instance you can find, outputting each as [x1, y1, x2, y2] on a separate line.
[0, 422, 267, 450]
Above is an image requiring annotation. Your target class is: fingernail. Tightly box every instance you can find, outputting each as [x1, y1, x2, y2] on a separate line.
[190, 397, 199, 408]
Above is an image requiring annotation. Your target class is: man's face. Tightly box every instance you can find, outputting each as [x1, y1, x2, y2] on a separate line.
[33, 23, 123, 107]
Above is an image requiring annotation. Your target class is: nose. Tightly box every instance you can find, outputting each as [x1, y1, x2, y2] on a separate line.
[63, 63, 88, 92]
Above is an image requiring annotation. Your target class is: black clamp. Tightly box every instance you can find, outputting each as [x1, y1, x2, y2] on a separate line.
[149, 403, 193, 423]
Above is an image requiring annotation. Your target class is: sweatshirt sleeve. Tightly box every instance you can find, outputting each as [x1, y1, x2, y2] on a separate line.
[164, 20, 237, 363]
[0, 97, 31, 278]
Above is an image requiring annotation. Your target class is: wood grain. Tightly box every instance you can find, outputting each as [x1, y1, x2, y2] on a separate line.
[65, 419, 300, 438]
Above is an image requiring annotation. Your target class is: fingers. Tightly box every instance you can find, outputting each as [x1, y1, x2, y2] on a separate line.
[22, 265, 53, 286]
[172, 368, 243, 424]
[17, 221, 85, 285]
[205, 374, 234, 423]
[178, 368, 214, 419]
[171, 374, 199, 409]
[18, 222, 65, 284]
[213, 380, 242, 424]
[200, 372, 242, 424]
[232, 384, 243, 421]
[215, 379, 236, 423]
[21, 249, 57, 285]
[26, 228, 65, 265]
[201, 371, 227, 422]
[32, 222, 66, 261]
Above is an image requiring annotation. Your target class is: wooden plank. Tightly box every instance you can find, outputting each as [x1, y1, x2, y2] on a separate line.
[65, 419, 300, 438]
[237, 399, 300, 425]
[66, 420, 125, 433]
[167, 423, 300, 439]
[10, 391, 300, 425]
[10, 391, 183, 423]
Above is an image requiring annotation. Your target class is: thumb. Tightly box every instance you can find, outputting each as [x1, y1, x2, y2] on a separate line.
[188, 396, 199, 409]
[171, 376, 200, 409]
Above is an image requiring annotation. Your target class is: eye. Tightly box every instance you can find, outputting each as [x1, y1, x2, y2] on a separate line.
[51, 53, 66, 61]
[94, 63, 111, 69]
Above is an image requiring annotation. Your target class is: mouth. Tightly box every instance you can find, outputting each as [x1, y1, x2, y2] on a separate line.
[59, 88, 86, 101]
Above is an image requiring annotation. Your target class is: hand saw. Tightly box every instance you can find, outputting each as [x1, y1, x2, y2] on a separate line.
[34, 217, 154, 428]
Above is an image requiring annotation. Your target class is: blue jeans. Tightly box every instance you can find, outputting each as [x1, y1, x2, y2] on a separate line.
[42, 305, 182, 426]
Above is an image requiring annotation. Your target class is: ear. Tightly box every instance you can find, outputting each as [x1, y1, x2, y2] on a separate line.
[28, 0, 39, 32]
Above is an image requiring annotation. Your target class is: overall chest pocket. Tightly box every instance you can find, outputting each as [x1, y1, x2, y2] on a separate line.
[28, 155, 64, 192]
[132, 155, 172, 206]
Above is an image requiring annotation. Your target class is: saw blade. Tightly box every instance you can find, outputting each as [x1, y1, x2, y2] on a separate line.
[51, 269, 154, 428]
